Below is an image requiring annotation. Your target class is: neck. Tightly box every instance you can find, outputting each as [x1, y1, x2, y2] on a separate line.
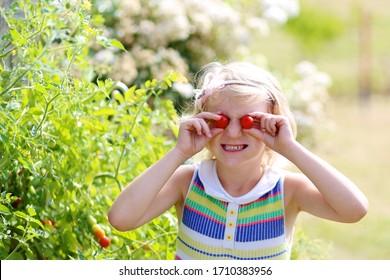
[215, 160, 265, 197]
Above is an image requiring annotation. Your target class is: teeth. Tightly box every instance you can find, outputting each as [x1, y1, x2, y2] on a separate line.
[223, 145, 245, 151]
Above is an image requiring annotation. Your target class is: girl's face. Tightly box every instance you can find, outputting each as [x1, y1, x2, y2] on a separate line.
[206, 95, 270, 169]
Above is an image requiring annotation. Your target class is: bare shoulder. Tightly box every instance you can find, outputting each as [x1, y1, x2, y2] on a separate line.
[282, 171, 313, 210]
[169, 164, 195, 221]
[171, 164, 195, 184]
[284, 171, 310, 189]
[170, 163, 196, 200]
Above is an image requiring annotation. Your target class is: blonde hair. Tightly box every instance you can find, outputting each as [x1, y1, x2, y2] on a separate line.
[191, 61, 297, 166]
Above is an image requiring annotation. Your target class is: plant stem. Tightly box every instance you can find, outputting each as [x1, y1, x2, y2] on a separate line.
[94, 172, 123, 191]
[114, 88, 156, 180]
[0, 66, 31, 96]
[35, 92, 60, 133]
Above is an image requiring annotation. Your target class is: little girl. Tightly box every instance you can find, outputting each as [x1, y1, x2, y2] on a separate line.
[108, 61, 368, 260]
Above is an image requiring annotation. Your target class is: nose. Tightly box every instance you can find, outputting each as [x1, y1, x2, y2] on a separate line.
[224, 118, 242, 138]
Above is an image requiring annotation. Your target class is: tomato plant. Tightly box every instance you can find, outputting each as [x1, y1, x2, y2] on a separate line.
[0, 0, 179, 260]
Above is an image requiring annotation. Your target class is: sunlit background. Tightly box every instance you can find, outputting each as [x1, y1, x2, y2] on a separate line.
[1, 0, 389, 260]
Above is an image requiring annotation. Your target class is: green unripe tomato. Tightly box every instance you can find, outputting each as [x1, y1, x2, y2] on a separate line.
[87, 215, 97, 226]
[29, 185, 36, 195]
[2, 93, 11, 102]
[1, 70, 11, 79]
[110, 236, 120, 246]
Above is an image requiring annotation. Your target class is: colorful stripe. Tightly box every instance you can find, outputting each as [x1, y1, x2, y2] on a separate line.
[181, 204, 226, 239]
[177, 236, 287, 260]
[176, 170, 289, 260]
[176, 224, 288, 260]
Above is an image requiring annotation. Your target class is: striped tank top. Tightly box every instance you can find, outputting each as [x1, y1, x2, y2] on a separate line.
[175, 160, 290, 260]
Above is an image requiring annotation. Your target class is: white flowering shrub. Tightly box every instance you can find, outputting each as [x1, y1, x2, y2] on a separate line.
[285, 61, 332, 145]
[91, 0, 296, 83]
[90, 0, 330, 143]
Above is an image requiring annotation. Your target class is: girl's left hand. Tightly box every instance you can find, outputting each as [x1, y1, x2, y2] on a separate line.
[246, 112, 296, 154]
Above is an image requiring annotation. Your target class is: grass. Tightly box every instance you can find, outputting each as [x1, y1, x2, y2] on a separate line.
[293, 96, 390, 259]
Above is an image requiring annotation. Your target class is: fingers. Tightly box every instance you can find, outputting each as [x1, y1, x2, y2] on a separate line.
[181, 112, 223, 138]
[197, 118, 212, 138]
[195, 111, 223, 123]
[195, 112, 224, 137]
[182, 118, 209, 137]
[262, 115, 278, 136]
[248, 112, 286, 137]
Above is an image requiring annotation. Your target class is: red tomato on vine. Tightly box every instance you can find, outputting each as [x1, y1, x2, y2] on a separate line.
[92, 225, 105, 239]
[99, 236, 111, 248]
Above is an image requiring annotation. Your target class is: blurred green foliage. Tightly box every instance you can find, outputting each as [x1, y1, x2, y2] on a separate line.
[284, 4, 344, 52]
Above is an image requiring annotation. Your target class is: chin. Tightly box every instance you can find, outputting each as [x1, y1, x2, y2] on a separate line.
[216, 155, 255, 169]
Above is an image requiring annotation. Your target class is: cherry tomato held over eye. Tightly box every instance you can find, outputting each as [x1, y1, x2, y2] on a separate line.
[215, 113, 229, 129]
[240, 115, 254, 129]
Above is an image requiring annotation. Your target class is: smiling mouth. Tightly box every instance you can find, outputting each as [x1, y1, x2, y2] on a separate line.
[222, 144, 248, 152]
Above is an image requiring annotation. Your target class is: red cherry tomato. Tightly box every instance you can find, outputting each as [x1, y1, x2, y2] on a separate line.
[215, 114, 229, 129]
[42, 219, 55, 228]
[240, 115, 254, 129]
[12, 197, 23, 209]
[99, 236, 111, 248]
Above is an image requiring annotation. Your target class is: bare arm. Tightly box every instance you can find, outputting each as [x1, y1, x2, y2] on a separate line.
[108, 147, 190, 231]
[108, 112, 223, 231]
[283, 142, 368, 222]
[248, 112, 368, 223]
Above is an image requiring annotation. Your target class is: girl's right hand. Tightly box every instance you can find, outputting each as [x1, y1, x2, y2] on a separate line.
[175, 112, 223, 158]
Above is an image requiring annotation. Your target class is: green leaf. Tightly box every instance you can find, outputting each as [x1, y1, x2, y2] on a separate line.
[92, 108, 117, 116]
[147, 229, 156, 238]
[113, 91, 124, 104]
[26, 206, 36, 217]
[30, 218, 44, 229]
[83, 171, 95, 186]
[96, 36, 110, 48]
[0, 134, 9, 144]
[96, 36, 127, 52]
[0, 205, 11, 215]
[124, 85, 136, 102]
[91, 14, 105, 27]
[28, 107, 43, 115]
[16, 225, 24, 231]
[63, 226, 78, 253]
[17, 154, 34, 172]
[13, 211, 28, 219]
[34, 84, 48, 94]
[77, 248, 86, 260]
[110, 39, 126, 52]
[9, 28, 26, 46]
